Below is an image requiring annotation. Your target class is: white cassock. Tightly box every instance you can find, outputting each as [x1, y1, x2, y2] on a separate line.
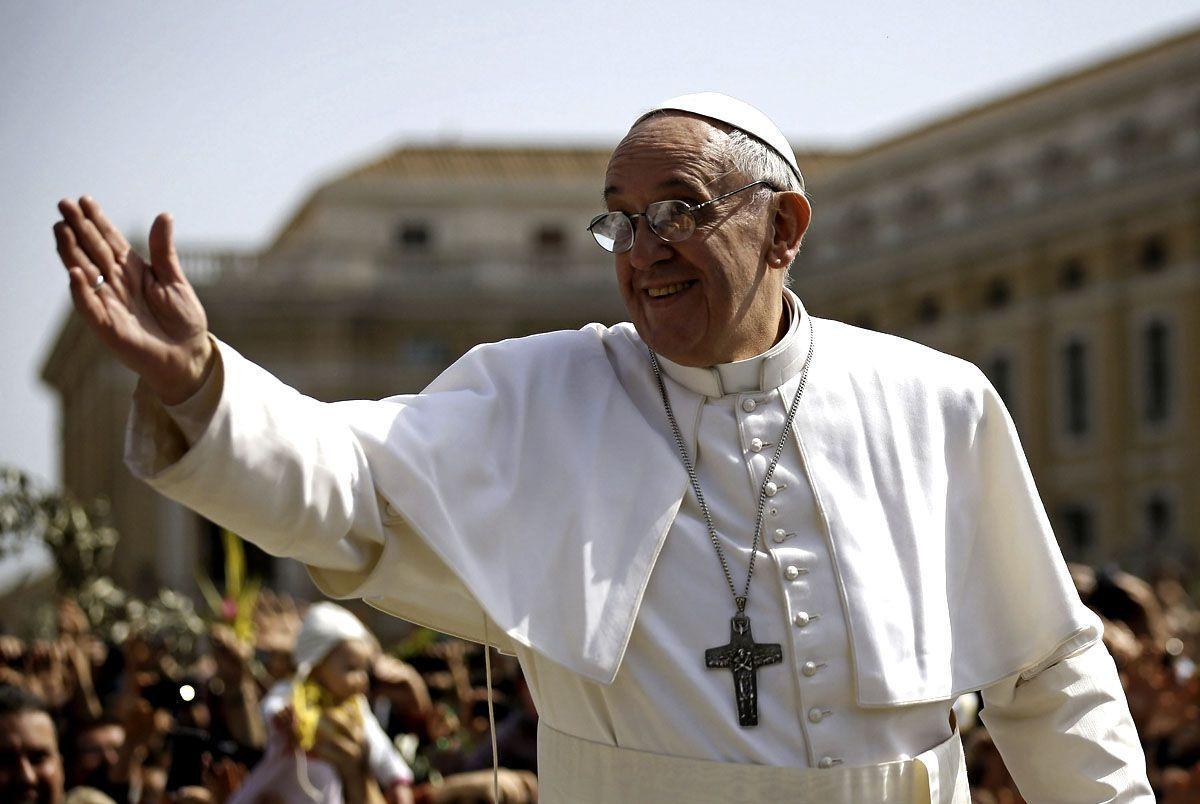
[126, 289, 1151, 803]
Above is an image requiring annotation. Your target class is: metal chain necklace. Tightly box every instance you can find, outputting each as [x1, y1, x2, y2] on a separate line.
[647, 314, 815, 727]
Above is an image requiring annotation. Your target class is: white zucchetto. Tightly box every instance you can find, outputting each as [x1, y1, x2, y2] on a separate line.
[638, 92, 804, 189]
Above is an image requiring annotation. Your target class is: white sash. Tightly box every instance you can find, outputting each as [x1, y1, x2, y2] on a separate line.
[535, 721, 970, 804]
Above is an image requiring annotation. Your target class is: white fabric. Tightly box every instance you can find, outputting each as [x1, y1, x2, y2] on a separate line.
[535, 720, 969, 804]
[125, 293, 1150, 798]
[293, 601, 378, 679]
[640, 91, 804, 187]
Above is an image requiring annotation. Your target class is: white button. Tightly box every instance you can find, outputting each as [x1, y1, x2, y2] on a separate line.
[808, 707, 829, 723]
[818, 756, 838, 769]
[784, 565, 802, 581]
[764, 481, 778, 497]
[772, 528, 788, 544]
[794, 611, 812, 627]
[742, 398, 757, 412]
[749, 437, 764, 452]
[802, 661, 819, 677]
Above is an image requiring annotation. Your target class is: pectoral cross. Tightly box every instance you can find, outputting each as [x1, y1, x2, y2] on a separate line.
[705, 613, 783, 727]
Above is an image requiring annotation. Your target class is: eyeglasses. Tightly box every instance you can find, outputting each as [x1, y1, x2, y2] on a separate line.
[587, 180, 772, 254]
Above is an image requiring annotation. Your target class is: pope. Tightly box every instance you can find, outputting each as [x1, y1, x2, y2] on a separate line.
[53, 92, 1152, 802]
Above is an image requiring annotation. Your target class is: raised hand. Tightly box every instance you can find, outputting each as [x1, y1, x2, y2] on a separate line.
[53, 197, 213, 404]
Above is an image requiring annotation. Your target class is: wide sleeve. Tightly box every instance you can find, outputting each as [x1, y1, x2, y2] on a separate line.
[944, 372, 1105, 695]
[979, 640, 1153, 802]
[124, 337, 510, 649]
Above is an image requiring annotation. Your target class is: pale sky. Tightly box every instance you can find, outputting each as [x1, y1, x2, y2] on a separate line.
[3, 1, 1199, 486]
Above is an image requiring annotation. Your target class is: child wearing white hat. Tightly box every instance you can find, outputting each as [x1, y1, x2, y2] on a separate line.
[231, 602, 414, 804]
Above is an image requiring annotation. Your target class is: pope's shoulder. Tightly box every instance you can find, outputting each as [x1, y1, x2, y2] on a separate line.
[452, 321, 644, 367]
[811, 316, 997, 422]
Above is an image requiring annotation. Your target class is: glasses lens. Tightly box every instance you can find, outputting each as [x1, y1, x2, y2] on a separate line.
[647, 201, 695, 242]
[589, 213, 634, 253]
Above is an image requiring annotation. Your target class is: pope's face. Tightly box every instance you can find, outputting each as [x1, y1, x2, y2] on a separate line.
[604, 113, 783, 367]
[0, 712, 65, 804]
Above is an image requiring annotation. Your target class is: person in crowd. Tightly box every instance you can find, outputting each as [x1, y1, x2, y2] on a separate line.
[0, 684, 66, 804]
[232, 602, 414, 804]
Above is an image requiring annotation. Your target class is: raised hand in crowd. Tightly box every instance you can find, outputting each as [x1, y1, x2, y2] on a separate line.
[208, 623, 265, 750]
[252, 590, 302, 682]
[53, 197, 213, 404]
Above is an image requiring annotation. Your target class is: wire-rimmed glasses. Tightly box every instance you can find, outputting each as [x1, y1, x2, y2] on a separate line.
[587, 180, 771, 254]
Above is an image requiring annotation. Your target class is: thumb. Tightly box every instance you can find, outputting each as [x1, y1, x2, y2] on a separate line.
[148, 212, 187, 283]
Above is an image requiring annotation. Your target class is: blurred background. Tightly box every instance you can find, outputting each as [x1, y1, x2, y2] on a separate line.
[3, 2, 1200, 801]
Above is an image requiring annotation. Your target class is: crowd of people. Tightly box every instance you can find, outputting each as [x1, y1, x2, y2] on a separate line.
[0, 563, 1196, 803]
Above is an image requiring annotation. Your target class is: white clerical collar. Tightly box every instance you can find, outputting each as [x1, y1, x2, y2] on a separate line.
[656, 288, 811, 397]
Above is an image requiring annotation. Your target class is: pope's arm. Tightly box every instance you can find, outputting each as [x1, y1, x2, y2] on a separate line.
[125, 335, 523, 653]
[126, 335, 385, 573]
[979, 639, 1152, 802]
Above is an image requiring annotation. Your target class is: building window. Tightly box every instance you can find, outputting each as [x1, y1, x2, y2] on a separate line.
[967, 166, 1009, 210]
[1058, 504, 1094, 558]
[1063, 339, 1090, 436]
[396, 222, 431, 250]
[900, 187, 939, 228]
[1059, 258, 1087, 291]
[1139, 235, 1168, 273]
[1142, 320, 1172, 423]
[984, 277, 1011, 310]
[535, 225, 566, 253]
[916, 295, 942, 325]
[1144, 495, 1172, 543]
[985, 355, 1013, 411]
[1036, 143, 1083, 188]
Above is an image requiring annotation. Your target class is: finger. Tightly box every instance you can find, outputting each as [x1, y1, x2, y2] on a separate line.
[59, 198, 119, 279]
[148, 212, 187, 284]
[54, 221, 102, 283]
[79, 196, 133, 259]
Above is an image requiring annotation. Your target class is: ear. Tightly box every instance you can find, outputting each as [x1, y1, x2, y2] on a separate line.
[767, 192, 811, 270]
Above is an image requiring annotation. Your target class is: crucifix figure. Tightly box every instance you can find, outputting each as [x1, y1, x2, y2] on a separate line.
[705, 612, 783, 727]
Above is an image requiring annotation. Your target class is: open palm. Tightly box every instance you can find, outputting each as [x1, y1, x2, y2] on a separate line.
[53, 197, 213, 404]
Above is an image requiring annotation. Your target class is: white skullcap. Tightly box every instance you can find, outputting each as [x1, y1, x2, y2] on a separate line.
[637, 92, 804, 190]
[292, 602, 378, 679]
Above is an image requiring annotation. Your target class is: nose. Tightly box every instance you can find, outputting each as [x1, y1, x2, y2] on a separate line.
[16, 755, 37, 784]
[626, 216, 672, 271]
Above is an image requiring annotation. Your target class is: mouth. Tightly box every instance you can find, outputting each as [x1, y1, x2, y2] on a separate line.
[645, 280, 698, 300]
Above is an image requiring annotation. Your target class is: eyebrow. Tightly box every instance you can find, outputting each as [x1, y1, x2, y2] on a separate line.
[602, 177, 708, 204]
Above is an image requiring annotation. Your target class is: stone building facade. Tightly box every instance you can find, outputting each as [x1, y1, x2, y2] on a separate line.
[41, 27, 1200, 597]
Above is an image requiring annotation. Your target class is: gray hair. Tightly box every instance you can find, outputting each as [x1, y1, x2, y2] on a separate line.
[724, 129, 808, 283]
[725, 128, 805, 195]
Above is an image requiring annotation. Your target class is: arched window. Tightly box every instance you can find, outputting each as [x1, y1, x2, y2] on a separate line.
[1058, 258, 1087, 291]
[1139, 235, 1168, 273]
[1142, 320, 1172, 423]
[396, 221, 431, 250]
[985, 355, 1013, 412]
[1144, 494, 1172, 543]
[1058, 504, 1094, 559]
[1063, 339, 1090, 436]
[916, 295, 942, 325]
[984, 277, 1011, 310]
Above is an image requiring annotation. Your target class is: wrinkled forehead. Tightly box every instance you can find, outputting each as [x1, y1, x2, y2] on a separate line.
[605, 112, 737, 199]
